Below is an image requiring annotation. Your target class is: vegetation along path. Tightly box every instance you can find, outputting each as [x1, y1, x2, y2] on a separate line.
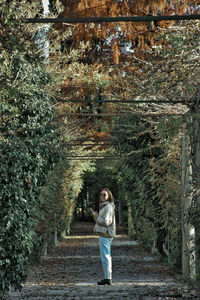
[8, 223, 200, 300]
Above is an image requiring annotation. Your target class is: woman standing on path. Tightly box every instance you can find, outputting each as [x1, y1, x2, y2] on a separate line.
[92, 188, 116, 285]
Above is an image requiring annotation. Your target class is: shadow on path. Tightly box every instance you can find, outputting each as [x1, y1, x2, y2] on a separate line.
[8, 222, 199, 299]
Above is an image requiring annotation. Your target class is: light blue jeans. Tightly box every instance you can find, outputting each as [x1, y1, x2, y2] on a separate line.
[99, 236, 113, 279]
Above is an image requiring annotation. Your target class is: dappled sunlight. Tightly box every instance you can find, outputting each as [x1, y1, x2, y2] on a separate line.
[24, 279, 171, 287]
[75, 280, 172, 287]
[64, 234, 128, 239]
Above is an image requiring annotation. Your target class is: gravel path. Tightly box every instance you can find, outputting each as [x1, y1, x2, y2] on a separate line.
[7, 223, 200, 300]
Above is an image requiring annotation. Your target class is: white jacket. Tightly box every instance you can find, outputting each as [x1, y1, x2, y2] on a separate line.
[94, 202, 116, 238]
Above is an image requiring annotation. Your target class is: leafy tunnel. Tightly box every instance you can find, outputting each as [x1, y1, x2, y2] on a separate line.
[0, 0, 200, 294]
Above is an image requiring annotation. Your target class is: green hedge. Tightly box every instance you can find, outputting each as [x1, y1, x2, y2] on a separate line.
[0, 16, 60, 292]
[112, 116, 182, 267]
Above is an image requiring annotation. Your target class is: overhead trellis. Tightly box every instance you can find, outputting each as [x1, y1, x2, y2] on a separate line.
[20, 11, 198, 154]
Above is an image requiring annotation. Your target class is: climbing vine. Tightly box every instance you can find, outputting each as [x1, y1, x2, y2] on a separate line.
[111, 115, 182, 267]
[0, 5, 61, 292]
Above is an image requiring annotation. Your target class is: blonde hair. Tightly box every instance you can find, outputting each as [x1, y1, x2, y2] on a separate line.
[99, 188, 114, 203]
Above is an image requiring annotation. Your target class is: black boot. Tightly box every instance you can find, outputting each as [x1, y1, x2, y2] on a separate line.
[97, 279, 112, 285]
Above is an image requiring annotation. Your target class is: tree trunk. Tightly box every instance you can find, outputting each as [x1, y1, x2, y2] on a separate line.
[191, 116, 200, 284]
[119, 201, 122, 225]
[54, 227, 58, 246]
[127, 195, 135, 238]
[190, 88, 200, 284]
[181, 123, 195, 280]
[155, 224, 168, 257]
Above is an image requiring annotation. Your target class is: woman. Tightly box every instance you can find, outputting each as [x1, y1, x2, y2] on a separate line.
[92, 188, 116, 285]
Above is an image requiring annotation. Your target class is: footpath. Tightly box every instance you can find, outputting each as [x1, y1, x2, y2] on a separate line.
[7, 222, 200, 300]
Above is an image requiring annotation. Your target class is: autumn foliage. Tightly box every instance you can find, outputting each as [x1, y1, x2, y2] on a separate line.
[58, 0, 198, 63]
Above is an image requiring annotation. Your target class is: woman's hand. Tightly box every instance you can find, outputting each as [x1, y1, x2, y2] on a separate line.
[91, 211, 98, 221]
[91, 211, 98, 217]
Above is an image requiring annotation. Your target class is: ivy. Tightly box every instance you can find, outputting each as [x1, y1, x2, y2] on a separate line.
[156, 116, 183, 142]
[0, 8, 61, 293]
[112, 115, 182, 266]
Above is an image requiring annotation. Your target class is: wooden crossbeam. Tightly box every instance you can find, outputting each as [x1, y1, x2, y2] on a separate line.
[66, 156, 119, 158]
[58, 99, 185, 104]
[66, 143, 112, 146]
[23, 15, 200, 24]
[66, 158, 118, 160]
[68, 139, 111, 142]
[59, 112, 184, 117]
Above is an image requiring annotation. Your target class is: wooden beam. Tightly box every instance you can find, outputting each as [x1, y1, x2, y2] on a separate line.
[66, 155, 119, 158]
[68, 139, 111, 142]
[66, 143, 112, 146]
[58, 99, 185, 104]
[58, 112, 184, 117]
[23, 14, 200, 24]
[66, 158, 119, 160]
